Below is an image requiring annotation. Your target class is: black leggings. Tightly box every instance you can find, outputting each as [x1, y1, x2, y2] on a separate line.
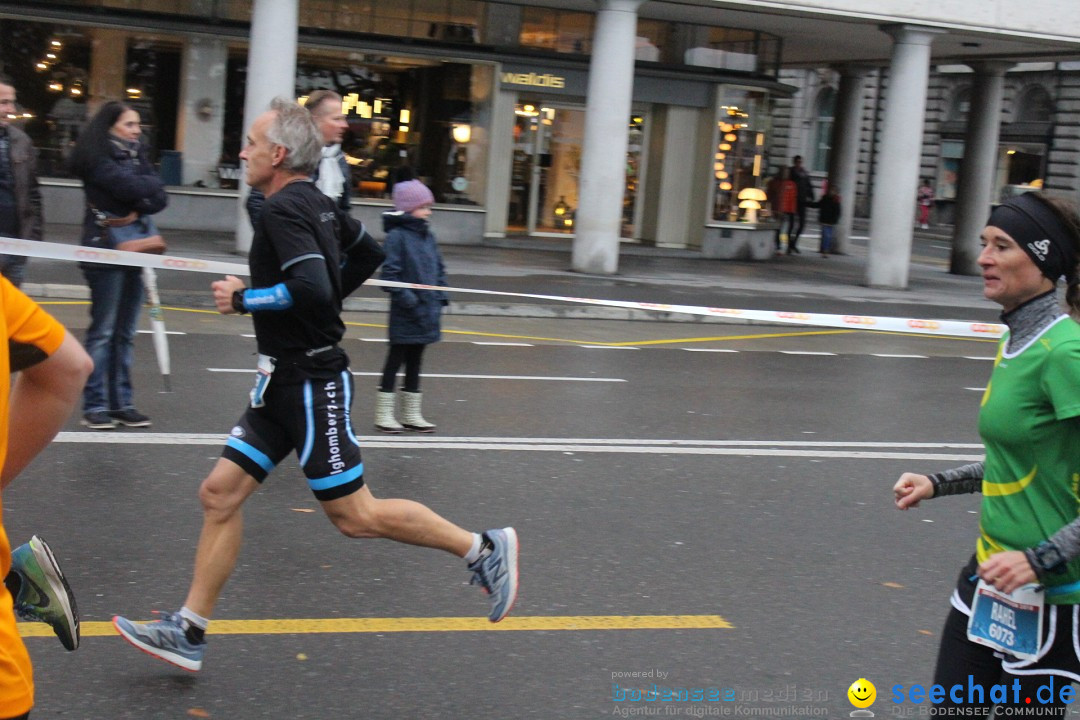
[380, 343, 426, 393]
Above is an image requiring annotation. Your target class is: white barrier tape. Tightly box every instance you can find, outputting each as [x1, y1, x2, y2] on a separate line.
[2, 236, 1005, 339]
[0, 235, 247, 276]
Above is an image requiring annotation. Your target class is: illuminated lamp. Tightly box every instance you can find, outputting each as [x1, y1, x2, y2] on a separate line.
[452, 124, 471, 144]
[737, 188, 768, 223]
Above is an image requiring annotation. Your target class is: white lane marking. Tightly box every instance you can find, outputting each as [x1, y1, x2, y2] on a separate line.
[137, 330, 186, 336]
[683, 348, 739, 353]
[360, 338, 388, 343]
[779, 351, 836, 356]
[580, 345, 640, 350]
[471, 342, 534, 347]
[53, 432, 983, 461]
[963, 356, 995, 361]
[965, 387, 987, 392]
[872, 354, 929, 359]
[206, 368, 626, 383]
[48, 433, 980, 462]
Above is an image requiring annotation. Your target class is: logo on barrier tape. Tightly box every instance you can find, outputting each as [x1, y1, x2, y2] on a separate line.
[843, 315, 877, 326]
[75, 248, 119, 260]
[776, 312, 811, 321]
[163, 258, 209, 269]
[907, 319, 941, 330]
[970, 323, 1002, 334]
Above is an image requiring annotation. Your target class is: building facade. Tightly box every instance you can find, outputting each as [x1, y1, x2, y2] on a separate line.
[775, 62, 1080, 225]
[3, 1, 1080, 284]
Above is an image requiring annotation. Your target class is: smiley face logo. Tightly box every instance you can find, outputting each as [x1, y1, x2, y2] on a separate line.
[847, 678, 876, 709]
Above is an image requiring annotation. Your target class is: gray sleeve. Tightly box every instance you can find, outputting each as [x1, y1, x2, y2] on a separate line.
[929, 461, 984, 497]
[1048, 519, 1080, 564]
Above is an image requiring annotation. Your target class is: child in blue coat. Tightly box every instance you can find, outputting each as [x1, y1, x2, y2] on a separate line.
[376, 179, 448, 432]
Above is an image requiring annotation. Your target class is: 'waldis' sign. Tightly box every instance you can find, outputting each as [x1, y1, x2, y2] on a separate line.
[501, 71, 566, 89]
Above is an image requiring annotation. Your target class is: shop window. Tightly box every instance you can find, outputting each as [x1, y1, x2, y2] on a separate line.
[302, 0, 480, 42]
[711, 88, 769, 222]
[937, 140, 963, 201]
[519, 7, 593, 55]
[811, 87, 835, 172]
[635, 19, 666, 62]
[1016, 85, 1053, 123]
[998, 143, 1046, 201]
[947, 86, 971, 122]
[293, 56, 489, 206]
[0, 21, 91, 176]
[684, 27, 779, 76]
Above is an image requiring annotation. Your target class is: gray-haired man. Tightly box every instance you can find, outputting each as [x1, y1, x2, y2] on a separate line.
[112, 99, 518, 672]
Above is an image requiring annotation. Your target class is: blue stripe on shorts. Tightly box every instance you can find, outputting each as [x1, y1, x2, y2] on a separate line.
[308, 462, 364, 492]
[225, 436, 276, 474]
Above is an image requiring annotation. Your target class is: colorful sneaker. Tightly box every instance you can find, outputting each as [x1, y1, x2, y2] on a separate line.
[113, 612, 204, 672]
[9, 535, 80, 651]
[468, 527, 519, 623]
[109, 408, 152, 427]
[81, 411, 118, 430]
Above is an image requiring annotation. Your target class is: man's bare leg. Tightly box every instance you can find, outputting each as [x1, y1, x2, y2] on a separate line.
[112, 458, 258, 671]
[320, 484, 473, 555]
[184, 458, 261, 617]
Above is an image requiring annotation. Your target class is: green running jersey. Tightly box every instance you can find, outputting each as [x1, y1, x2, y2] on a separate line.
[977, 315, 1080, 603]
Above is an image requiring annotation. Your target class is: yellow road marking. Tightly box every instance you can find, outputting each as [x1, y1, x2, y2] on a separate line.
[19, 614, 732, 638]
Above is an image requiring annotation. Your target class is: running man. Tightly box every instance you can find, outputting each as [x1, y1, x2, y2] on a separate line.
[112, 98, 518, 673]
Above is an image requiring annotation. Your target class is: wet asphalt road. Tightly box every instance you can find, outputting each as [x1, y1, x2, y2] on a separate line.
[1, 301, 1002, 719]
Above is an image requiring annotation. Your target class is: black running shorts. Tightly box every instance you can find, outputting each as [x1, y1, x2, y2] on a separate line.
[222, 369, 365, 501]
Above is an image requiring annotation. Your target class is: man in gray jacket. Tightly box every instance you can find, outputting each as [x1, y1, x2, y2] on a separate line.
[0, 74, 43, 287]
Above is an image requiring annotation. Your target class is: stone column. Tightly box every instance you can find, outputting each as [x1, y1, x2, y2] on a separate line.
[88, 28, 127, 114]
[866, 25, 944, 288]
[827, 65, 871, 255]
[950, 62, 1013, 275]
[176, 37, 228, 188]
[571, 0, 644, 274]
[483, 87, 517, 238]
[653, 105, 706, 247]
[235, 0, 299, 253]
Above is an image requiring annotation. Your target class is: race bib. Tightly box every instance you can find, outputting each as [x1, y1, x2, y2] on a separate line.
[967, 580, 1044, 661]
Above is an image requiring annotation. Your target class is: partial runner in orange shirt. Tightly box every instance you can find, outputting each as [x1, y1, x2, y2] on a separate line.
[0, 276, 91, 720]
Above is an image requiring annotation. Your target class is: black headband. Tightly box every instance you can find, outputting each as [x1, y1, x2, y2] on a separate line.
[987, 193, 1079, 286]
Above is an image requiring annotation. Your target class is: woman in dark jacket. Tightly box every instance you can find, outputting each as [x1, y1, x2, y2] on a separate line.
[69, 101, 168, 430]
[376, 179, 447, 433]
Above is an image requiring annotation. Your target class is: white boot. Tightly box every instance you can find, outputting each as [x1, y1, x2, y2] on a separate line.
[401, 391, 436, 432]
[375, 391, 404, 433]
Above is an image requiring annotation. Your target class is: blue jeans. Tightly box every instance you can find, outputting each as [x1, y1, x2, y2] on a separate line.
[82, 265, 143, 413]
[820, 225, 835, 254]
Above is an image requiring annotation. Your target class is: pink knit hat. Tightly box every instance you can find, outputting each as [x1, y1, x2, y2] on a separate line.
[392, 179, 435, 213]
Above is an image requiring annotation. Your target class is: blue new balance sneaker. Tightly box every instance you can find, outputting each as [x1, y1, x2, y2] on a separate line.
[9, 535, 80, 651]
[468, 527, 519, 622]
[113, 612, 205, 672]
